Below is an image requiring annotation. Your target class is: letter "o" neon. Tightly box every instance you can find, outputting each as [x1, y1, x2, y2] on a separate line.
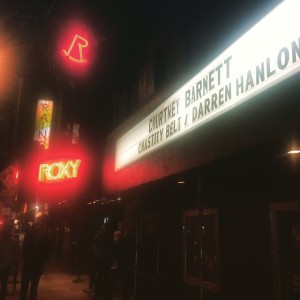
[48, 162, 62, 180]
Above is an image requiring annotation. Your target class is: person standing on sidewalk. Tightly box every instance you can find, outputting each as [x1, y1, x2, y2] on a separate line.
[0, 223, 21, 300]
[94, 223, 114, 300]
[20, 218, 52, 300]
[83, 224, 103, 295]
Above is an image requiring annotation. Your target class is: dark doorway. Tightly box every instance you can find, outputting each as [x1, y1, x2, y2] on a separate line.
[271, 202, 300, 300]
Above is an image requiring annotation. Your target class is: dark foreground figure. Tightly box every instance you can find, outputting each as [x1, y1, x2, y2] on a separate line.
[20, 220, 52, 300]
[0, 224, 20, 300]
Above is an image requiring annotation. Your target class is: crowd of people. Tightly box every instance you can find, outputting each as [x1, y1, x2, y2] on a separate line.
[0, 217, 135, 300]
[0, 216, 52, 300]
[85, 222, 135, 300]
[0, 223, 20, 300]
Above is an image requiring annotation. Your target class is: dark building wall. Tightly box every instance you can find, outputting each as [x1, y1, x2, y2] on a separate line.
[115, 138, 300, 300]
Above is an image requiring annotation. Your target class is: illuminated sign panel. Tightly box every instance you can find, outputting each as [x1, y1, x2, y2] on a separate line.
[33, 100, 53, 149]
[115, 0, 300, 170]
[38, 159, 81, 183]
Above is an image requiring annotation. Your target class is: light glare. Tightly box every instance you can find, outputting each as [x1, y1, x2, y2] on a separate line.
[288, 150, 300, 154]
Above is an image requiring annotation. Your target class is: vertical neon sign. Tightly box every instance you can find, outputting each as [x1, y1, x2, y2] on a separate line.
[33, 100, 53, 149]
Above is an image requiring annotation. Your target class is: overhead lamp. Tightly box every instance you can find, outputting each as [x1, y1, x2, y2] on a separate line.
[288, 150, 300, 154]
[177, 180, 186, 184]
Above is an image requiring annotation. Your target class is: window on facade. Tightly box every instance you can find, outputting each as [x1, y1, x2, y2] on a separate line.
[183, 208, 220, 293]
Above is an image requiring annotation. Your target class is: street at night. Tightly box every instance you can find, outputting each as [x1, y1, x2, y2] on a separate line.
[1, 1, 300, 300]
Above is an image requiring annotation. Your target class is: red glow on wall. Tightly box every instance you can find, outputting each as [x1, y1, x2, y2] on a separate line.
[57, 21, 95, 76]
[23, 144, 92, 202]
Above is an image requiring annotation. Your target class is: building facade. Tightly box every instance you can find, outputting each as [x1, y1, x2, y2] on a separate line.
[100, 1, 300, 299]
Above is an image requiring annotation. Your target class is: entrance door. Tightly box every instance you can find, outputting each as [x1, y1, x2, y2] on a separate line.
[270, 202, 300, 300]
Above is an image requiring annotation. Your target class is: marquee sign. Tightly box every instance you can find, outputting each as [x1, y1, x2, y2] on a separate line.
[115, 0, 300, 170]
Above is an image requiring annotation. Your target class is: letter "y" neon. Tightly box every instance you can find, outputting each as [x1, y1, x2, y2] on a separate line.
[69, 160, 81, 178]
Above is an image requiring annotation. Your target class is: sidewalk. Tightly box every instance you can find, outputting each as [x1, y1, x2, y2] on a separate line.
[6, 265, 90, 300]
[5, 260, 121, 300]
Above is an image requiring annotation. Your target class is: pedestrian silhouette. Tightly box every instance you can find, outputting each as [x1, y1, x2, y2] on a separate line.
[0, 223, 20, 300]
[20, 218, 52, 300]
[94, 223, 114, 300]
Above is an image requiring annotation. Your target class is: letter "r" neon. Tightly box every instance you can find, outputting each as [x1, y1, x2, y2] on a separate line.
[63, 34, 89, 63]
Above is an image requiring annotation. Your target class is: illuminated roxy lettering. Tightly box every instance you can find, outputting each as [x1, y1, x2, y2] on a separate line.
[38, 159, 81, 182]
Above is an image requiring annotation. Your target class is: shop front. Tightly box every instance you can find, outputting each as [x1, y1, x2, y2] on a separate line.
[101, 1, 300, 299]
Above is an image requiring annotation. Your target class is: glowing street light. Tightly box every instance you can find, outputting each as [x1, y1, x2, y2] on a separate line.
[0, 32, 22, 161]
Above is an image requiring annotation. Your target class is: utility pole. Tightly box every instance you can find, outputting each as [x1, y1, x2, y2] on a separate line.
[11, 76, 22, 161]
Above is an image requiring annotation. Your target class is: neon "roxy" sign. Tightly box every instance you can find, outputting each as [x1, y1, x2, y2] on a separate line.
[38, 159, 81, 182]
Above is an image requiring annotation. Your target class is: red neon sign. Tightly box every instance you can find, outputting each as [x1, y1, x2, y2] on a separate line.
[39, 159, 81, 183]
[63, 34, 89, 63]
[57, 21, 95, 75]
[22, 143, 92, 201]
